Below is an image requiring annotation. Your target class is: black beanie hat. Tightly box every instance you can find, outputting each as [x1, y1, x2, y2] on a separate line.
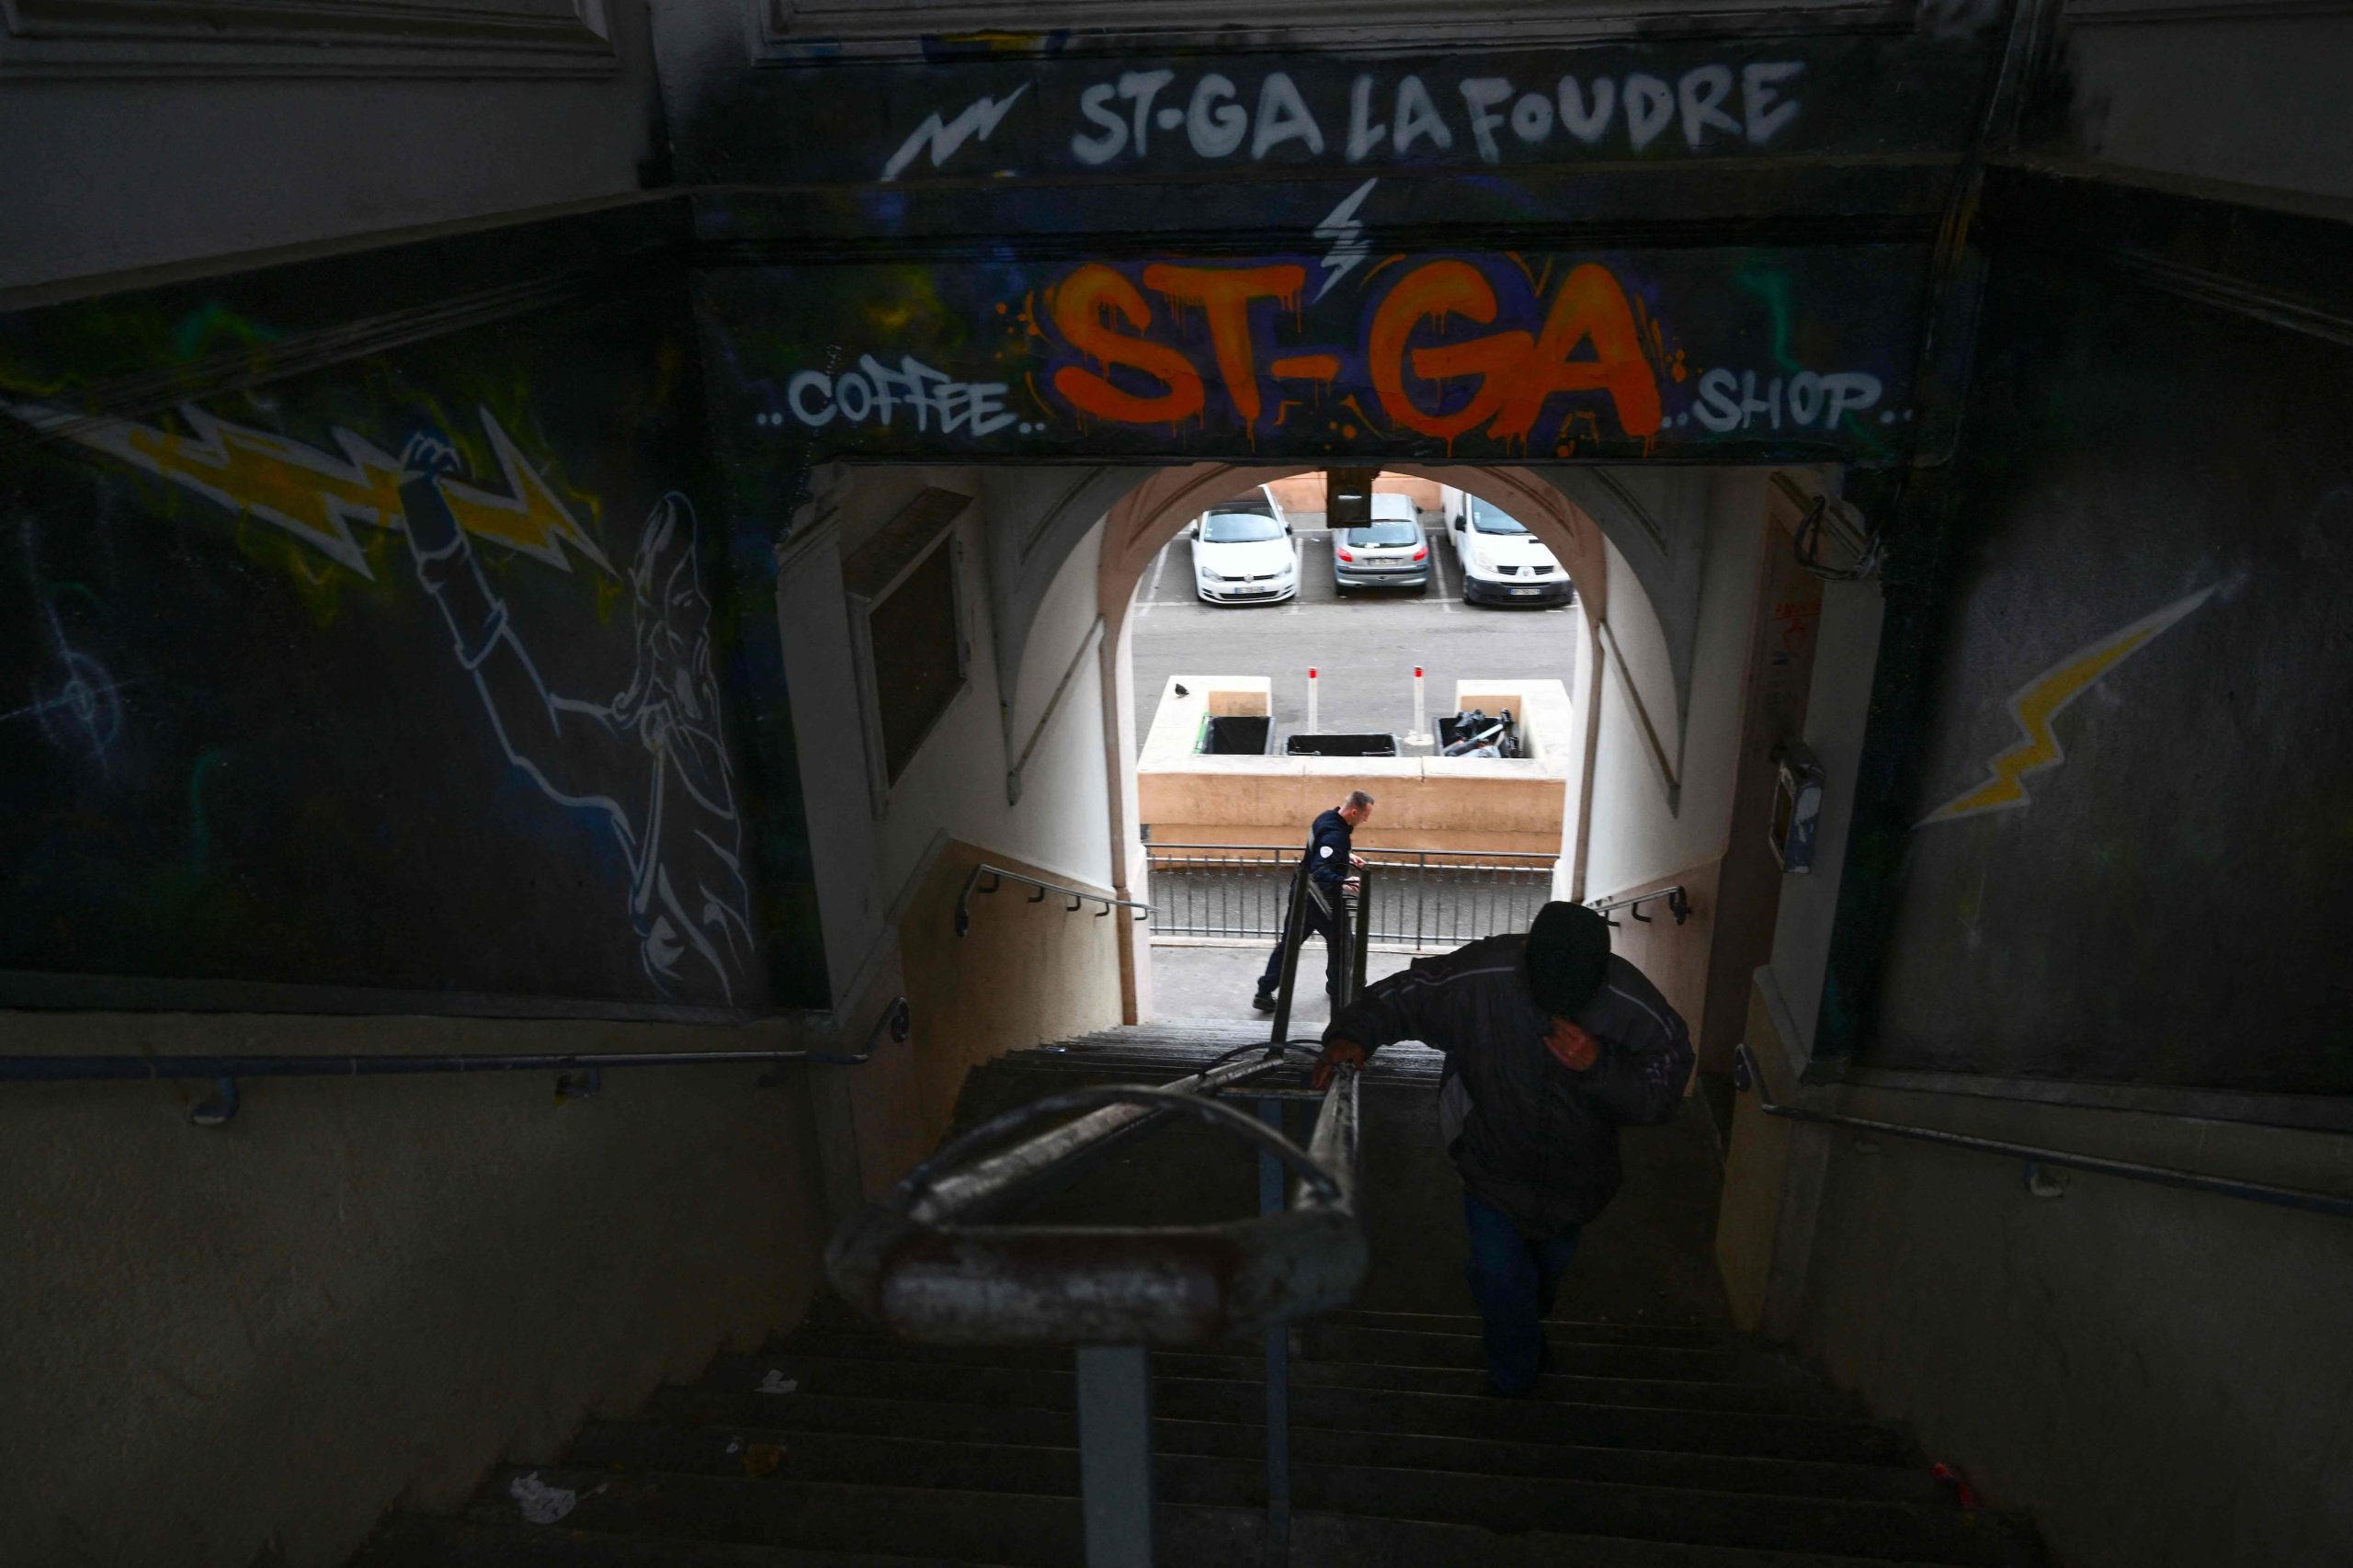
[1526, 902, 1611, 1017]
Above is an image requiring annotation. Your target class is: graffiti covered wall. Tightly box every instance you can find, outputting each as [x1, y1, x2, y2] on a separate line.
[699, 242, 1927, 487]
[673, 27, 1994, 492]
[1825, 227, 2353, 1093]
[0, 285, 828, 1013]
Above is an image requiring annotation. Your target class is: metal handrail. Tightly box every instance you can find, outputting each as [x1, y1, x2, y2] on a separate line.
[832, 840, 1377, 1565]
[1149, 842, 1548, 953]
[0, 995, 911, 1126]
[899, 1049, 1284, 1225]
[1591, 882, 1690, 926]
[826, 1050, 1364, 1343]
[1150, 841, 1557, 863]
[899, 1084, 1344, 1210]
[1733, 1043, 2353, 1220]
[955, 862, 1153, 936]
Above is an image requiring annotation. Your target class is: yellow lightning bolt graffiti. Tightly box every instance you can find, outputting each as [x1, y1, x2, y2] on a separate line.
[5, 400, 611, 578]
[1915, 585, 2217, 827]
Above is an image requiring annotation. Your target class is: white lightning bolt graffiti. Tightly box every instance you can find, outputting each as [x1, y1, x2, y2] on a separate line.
[1312, 177, 1380, 301]
[1915, 585, 2216, 827]
[881, 85, 1031, 182]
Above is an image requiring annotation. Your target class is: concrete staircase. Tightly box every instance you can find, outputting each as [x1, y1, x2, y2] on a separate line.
[350, 1023, 2046, 1568]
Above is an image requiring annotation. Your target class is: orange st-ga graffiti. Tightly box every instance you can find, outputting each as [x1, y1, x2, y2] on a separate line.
[1047, 256, 1663, 445]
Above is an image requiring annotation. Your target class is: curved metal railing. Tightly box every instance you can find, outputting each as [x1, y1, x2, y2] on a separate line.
[826, 1050, 1362, 1344]
[830, 838, 1376, 1566]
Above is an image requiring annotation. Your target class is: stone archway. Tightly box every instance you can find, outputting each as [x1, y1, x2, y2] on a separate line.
[1087, 460, 1618, 1019]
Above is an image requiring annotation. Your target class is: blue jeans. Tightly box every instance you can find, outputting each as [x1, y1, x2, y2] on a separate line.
[1462, 1189, 1581, 1395]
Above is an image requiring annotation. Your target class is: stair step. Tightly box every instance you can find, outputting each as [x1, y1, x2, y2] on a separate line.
[1301, 1322, 1740, 1374]
[576, 1403, 1940, 1502]
[463, 1471, 1248, 1567]
[1290, 1510, 2027, 1568]
[648, 1358, 1906, 1464]
[470, 1471, 2019, 1568]
[352, 1512, 998, 1566]
[718, 1342, 1855, 1417]
[776, 1324, 1742, 1384]
[1330, 1306, 1722, 1343]
[537, 1429, 2018, 1562]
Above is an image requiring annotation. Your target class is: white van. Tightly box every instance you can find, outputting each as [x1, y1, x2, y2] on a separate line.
[1439, 486, 1574, 606]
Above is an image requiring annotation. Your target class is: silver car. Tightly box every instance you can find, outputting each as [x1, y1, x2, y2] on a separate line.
[1331, 495, 1429, 591]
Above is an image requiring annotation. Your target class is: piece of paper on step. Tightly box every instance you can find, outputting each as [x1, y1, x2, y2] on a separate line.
[509, 1471, 577, 1525]
[756, 1369, 799, 1394]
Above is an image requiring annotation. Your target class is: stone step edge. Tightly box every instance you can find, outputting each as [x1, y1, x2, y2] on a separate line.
[573, 1411, 1942, 1498]
[471, 1469, 2011, 1568]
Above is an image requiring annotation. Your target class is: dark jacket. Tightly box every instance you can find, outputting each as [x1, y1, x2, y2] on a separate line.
[1327, 934, 1693, 1237]
[1303, 807, 1354, 888]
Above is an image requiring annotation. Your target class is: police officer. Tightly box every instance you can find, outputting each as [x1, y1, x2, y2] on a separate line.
[1313, 902, 1693, 1396]
[1252, 790, 1374, 1011]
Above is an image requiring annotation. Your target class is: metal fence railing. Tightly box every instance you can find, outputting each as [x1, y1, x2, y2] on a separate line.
[1145, 843, 1558, 950]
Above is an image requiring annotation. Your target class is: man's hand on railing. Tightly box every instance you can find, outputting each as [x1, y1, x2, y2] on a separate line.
[1313, 1038, 1368, 1089]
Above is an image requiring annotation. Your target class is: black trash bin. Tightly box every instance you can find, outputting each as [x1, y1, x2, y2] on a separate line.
[1281, 733, 1400, 757]
[1197, 715, 1274, 756]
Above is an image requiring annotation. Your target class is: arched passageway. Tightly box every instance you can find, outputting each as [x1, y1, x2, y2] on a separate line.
[1078, 461, 1636, 1025]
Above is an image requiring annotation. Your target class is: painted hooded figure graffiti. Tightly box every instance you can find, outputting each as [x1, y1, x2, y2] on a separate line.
[396, 435, 756, 1004]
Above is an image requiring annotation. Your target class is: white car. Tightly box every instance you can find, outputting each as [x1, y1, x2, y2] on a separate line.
[1188, 488, 1298, 604]
[1443, 489, 1574, 607]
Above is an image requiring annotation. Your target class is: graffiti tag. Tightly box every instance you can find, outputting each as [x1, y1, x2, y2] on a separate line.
[878, 61, 1807, 179]
[773, 353, 1023, 437]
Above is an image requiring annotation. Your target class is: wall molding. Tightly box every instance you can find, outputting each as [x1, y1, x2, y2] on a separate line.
[1840, 1061, 2353, 1135]
[0, 215, 681, 451]
[1005, 617, 1104, 807]
[0, 0, 617, 78]
[0, 968, 777, 1027]
[754, 0, 1915, 61]
[1984, 161, 2353, 346]
[1598, 616, 1683, 812]
[2063, 0, 2353, 24]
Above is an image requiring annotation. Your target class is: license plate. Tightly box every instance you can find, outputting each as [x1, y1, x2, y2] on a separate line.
[1510, 586, 1541, 597]
[1232, 586, 1271, 597]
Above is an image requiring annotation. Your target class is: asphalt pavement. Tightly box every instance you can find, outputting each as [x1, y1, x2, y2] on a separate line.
[1128, 519, 1583, 754]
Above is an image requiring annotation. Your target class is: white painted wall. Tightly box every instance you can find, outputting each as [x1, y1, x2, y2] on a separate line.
[783, 466, 1117, 964]
[0, 2, 665, 295]
[871, 499, 1114, 901]
[1582, 468, 1769, 898]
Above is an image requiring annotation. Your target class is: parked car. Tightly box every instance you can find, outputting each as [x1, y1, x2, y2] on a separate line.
[1188, 487, 1298, 604]
[1443, 490, 1574, 606]
[1332, 493, 1429, 591]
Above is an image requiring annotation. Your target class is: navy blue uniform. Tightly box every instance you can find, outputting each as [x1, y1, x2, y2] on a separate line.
[1256, 807, 1357, 1003]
